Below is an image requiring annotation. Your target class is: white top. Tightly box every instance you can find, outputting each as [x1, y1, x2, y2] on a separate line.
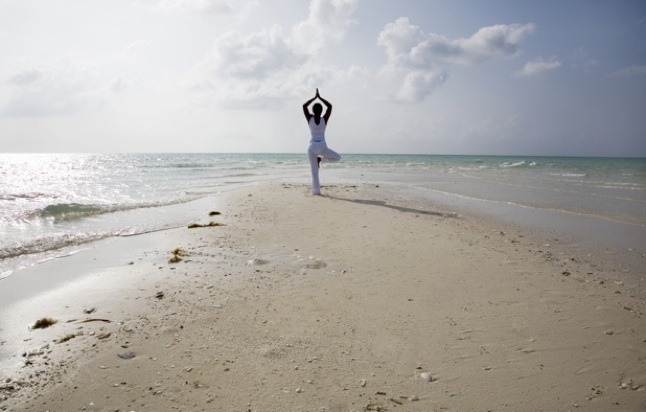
[308, 117, 326, 142]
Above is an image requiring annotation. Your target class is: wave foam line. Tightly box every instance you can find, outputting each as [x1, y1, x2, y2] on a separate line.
[27, 197, 199, 222]
[0, 231, 120, 260]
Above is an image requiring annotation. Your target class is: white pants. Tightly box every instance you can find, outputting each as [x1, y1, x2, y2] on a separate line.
[308, 141, 341, 195]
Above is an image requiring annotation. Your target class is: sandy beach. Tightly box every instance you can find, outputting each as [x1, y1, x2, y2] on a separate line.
[1, 182, 644, 411]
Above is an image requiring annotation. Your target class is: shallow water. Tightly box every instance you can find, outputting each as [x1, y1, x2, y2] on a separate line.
[1, 153, 644, 277]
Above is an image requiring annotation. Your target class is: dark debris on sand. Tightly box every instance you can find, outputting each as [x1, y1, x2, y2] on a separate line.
[32, 318, 57, 330]
[187, 221, 223, 229]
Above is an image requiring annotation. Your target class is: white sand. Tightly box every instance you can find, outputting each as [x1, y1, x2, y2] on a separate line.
[1, 182, 644, 411]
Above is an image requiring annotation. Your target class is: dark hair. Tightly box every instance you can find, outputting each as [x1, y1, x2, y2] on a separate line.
[312, 103, 323, 115]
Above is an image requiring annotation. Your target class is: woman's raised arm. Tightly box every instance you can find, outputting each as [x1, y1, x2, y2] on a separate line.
[316, 89, 333, 122]
[302, 93, 317, 121]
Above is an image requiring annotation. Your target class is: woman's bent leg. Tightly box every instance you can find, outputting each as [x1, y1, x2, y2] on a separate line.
[308, 147, 321, 195]
[320, 146, 341, 164]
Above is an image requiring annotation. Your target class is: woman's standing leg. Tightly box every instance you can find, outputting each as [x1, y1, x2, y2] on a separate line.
[308, 146, 321, 195]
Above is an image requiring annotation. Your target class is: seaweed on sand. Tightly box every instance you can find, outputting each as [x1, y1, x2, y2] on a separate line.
[169, 247, 188, 264]
[187, 221, 223, 229]
[32, 318, 57, 329]
[171, 247, 187, 256]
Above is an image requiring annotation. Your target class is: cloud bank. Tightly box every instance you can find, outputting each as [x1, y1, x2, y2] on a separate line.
[187, 0, 363, 107]
[377, 17, 535, 102]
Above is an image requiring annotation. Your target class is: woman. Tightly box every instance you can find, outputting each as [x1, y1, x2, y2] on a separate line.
[303, 89, 341, 195]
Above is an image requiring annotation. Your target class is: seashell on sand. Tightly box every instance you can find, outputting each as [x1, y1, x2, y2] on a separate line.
[420, 372, 433, 382]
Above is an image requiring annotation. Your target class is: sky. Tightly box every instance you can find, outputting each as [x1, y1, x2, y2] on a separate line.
[1, 0, 645, 156]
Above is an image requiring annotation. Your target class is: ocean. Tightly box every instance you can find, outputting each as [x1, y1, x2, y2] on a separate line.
[1, 153, 644, 278]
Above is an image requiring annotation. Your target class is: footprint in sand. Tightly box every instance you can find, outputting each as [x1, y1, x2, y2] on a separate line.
[260, 346, 287, 359]
[304, 260, 327, 270]
[247, 258, 269, 266]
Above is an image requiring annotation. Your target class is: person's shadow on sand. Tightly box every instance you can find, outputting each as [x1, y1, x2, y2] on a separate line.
[327, 196, 458, 218]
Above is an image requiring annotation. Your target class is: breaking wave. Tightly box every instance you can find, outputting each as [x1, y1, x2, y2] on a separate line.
[499, 161, 538, 168]
[0, 231, 124, 260]
[28, 198, 196, 222]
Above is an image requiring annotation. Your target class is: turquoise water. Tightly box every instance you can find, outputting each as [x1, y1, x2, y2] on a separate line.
[1, 153, 644, 277]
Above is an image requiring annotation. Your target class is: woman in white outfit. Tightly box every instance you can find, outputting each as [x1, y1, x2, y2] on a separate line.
[302, 89, 341, 195]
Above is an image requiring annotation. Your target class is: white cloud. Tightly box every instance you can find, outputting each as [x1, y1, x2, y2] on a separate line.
[156, 0, 255, 14]
[186, 0, 364, 108]
[210, 25, 308, 79]
[459, 24, 536, 63]
[188, 59, 366, 109]
[290, 0, 359, 53]
[378, 18, 535, 68]
[515, 56, 561, 77]
[611, 64, 646, 77]
[378, 17, 535, 102]
[395, 70, 447, 103]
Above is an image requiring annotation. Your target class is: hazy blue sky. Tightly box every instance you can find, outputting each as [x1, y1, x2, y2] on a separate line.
[1, 0, 645, 156]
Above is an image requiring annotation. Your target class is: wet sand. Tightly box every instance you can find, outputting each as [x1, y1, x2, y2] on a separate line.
[1, 182, 645, 411]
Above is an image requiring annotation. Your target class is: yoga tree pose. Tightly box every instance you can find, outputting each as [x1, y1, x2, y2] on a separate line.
[303, 89, 341, 195]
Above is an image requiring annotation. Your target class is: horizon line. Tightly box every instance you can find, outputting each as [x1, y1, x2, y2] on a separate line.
[1, 152, 644, 159]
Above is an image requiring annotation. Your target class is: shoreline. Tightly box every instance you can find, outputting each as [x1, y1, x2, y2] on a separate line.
[1, 182, 645, 411]
[3, 155, 643, 279]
